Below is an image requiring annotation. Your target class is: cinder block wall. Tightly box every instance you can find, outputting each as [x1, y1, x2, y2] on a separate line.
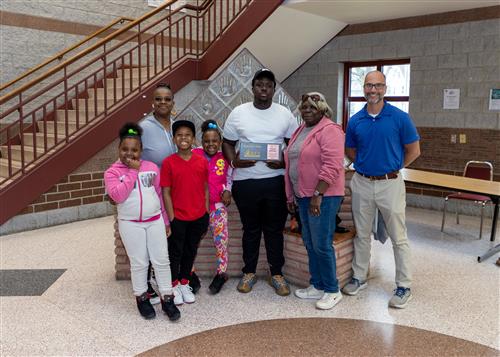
[0, 0, 153, 84]
[282, 15, 500, 214]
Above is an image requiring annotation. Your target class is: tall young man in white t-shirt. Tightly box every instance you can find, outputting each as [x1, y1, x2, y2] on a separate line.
[222, 69, 298, 296]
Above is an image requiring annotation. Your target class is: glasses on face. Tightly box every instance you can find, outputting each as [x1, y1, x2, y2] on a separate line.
[154, 96, 172, 102]
[363, 83, 386, 90]
[301, 94, 321, 103]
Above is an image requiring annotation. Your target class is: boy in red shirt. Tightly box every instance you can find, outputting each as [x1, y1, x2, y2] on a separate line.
[161, 120, 209, 305]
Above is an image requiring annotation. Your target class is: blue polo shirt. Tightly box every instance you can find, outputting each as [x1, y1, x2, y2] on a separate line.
[345, 102, 419, 176]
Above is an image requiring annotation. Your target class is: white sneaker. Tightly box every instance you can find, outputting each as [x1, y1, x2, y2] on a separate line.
[294, 285, 324, 300]
[316, 291, 343, 310]
[179, 283, 195, 304]
[173, 285, 184, 306]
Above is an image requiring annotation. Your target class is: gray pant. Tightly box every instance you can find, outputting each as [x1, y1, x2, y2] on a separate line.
[350, 172, 412, 288]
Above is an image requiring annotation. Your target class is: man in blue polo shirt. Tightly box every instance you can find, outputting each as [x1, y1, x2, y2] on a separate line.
[343, 70, 420, 309]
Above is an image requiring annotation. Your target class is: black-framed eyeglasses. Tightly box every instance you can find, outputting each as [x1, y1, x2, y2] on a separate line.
[301, 94, 321, 103]
[363, 83, 386, 90]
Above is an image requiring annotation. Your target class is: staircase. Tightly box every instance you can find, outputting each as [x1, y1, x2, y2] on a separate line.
[0, 0, 283, 225]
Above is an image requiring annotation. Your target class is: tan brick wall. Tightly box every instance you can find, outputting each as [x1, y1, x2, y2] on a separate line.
[407, 127, 500, 197]
[19, 171, 106, 215]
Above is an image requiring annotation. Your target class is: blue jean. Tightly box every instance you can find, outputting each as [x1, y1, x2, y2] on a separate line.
[297, 196, 343, 293]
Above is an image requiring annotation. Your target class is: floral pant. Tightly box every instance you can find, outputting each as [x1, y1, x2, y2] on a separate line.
[209, 206, 229, 274]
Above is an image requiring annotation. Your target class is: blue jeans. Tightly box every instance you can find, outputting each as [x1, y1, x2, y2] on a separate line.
[297, 196, 343, 293]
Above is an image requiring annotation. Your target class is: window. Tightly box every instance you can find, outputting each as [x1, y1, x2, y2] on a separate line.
[343, 60, 410, 129]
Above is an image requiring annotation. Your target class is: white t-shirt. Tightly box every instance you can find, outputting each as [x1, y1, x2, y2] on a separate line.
[223, 102, 298, 181]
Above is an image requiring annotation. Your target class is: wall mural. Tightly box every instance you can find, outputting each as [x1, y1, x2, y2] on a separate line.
[175, 48, 301, 141]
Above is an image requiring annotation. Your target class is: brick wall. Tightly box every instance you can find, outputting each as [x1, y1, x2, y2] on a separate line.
[115, 173, 355, 286]
[19, 171, 106, 215]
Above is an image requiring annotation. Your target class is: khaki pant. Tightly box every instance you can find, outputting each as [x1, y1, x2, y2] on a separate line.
[350, 172, 412, 288]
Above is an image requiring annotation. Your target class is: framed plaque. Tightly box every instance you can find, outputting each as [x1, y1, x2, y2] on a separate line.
[239, 142, 282, 161]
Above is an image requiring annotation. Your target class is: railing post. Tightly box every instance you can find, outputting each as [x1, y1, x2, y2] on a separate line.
[18, 94, 24, 174]
[138, 23, 142, 91]
[103, 43, 108, 116]
[64, 66, 69, 143]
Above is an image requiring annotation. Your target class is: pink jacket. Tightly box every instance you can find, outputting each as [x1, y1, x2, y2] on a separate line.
[284, 117, 345, 202]
[192, 148, 232, 211]
[104, 160, 168, 224]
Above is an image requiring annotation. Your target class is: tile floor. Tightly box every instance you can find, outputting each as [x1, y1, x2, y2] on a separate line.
[1, 207, 499, 356]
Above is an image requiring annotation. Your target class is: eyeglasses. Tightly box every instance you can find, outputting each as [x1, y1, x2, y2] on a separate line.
[154, 96, 172, 102]
[301, 94, 322, 103]
[363, 83, 386, 90]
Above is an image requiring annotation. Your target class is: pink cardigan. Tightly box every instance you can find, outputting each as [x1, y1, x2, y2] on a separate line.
[284, 117, 345, 202]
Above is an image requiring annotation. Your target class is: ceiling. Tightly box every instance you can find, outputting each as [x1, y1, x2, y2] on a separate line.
[283, 0, 498, 24]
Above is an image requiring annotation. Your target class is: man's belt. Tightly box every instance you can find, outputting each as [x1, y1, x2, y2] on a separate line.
[357, 171, 399, 180]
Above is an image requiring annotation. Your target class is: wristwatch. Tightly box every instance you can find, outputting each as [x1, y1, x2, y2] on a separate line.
[313, 190, 323, 197]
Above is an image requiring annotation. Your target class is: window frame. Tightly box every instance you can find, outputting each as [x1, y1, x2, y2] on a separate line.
[342, 59, 410, 130]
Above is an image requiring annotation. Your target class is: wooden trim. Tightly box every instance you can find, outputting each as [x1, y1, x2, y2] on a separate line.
[338, 5, 500, 37]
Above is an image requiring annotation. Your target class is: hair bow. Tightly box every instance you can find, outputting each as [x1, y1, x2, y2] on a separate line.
[128, 128, 138, 135]
[208, 123, 218, 129]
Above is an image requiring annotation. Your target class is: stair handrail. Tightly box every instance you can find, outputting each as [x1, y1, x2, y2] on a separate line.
[0, 16, 134, 93]
[0, 0, 213, 105]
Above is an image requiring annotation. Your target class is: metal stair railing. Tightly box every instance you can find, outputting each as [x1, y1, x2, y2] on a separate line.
[0, 0, 251, 187]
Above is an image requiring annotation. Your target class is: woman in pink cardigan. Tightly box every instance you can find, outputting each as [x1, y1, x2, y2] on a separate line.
[284, 92, 345, 310]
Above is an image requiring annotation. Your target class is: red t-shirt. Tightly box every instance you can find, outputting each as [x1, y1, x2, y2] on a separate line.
[160, 153, 208, 221]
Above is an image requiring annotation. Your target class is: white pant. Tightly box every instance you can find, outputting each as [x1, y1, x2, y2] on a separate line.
[118, 218, 173, 296]
[350, 172, 412, 288]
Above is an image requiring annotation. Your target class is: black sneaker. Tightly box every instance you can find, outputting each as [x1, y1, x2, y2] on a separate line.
[335, 226, 350, 234]
[162, 295, 181, 321]
[136, 292, 156, 319]
[147, 282, 160, 305]
[209, 273, 228, 294]
[189, 271, 201, 294]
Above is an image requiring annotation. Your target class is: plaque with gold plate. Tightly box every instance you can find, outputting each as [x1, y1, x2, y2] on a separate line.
[239, 142, 282, 161]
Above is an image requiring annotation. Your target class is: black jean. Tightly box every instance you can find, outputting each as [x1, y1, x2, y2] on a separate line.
[232, 175, 289, 276]
[168, 213, 209, 282]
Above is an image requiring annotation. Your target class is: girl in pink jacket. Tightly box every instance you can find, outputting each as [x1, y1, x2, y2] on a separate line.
[192, 120, 233, 294]
[104, 122, 180, 321]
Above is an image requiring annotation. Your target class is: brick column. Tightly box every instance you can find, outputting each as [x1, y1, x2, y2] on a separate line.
[114, 172, 355, 283]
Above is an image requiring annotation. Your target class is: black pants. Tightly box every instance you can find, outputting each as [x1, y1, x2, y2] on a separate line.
[232, 176, 289, 276]
[168, 213, 209, 282]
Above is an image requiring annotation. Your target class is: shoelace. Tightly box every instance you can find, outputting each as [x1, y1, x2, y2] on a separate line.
[273, 275, 286, 286]
[394, 287, 408, 298]
[242, 274, 255, 283]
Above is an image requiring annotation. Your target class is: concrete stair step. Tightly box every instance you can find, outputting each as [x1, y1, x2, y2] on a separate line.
[71, 98, 113, 113]
[88, 87, 132, 99]
[105, 77, 141, 89]
[116, 66, 156, 79]
[0, 157, 23, 178]
[55, 110, 101, 124]
[37, 120, 79, 135]
[23, 132, 57, 148]
[1, 145, 44, 162]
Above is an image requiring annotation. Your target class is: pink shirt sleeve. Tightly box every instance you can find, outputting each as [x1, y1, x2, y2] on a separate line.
[317, 125, 345, 185]
[104, 166, 139, 204]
